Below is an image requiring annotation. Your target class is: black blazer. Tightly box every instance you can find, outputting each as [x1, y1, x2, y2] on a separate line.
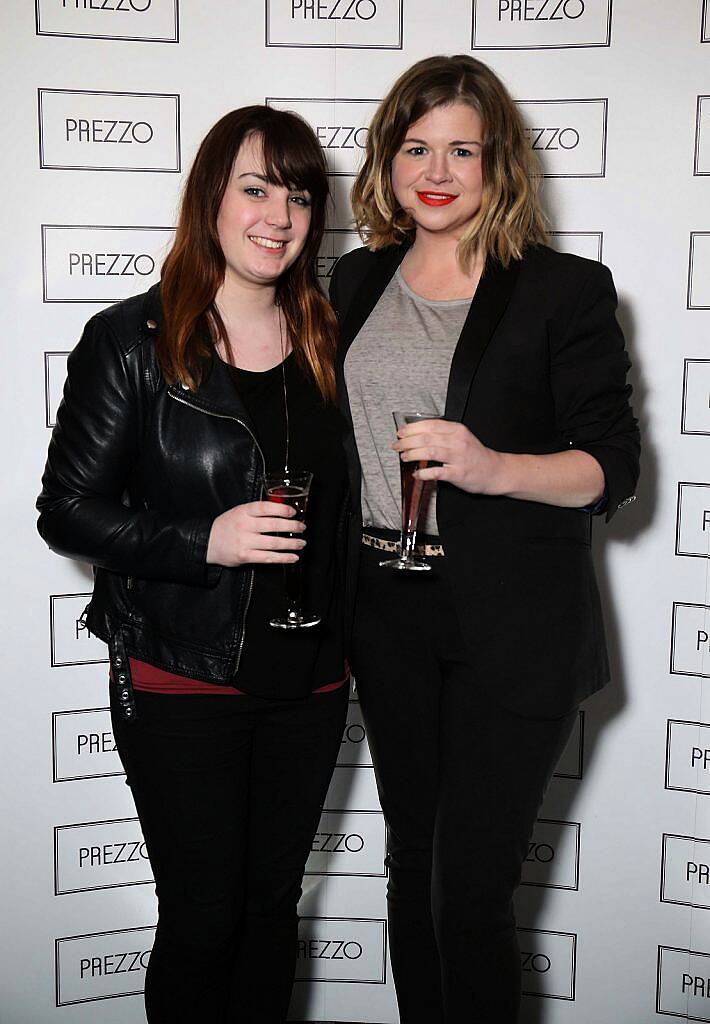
[329, 242, 640, 718]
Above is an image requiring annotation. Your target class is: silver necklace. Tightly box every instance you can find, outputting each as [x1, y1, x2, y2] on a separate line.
[277, 305, 290, 475]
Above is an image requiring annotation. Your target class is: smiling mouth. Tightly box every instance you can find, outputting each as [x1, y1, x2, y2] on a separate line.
[248, 235, 287, 250]
[416, 192, 458, 207]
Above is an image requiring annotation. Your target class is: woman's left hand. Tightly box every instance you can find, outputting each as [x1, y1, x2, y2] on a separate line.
[393, 419, 503, 495]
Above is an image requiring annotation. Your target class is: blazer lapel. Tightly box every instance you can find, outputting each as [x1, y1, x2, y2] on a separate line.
[444, 257, 521, 423]
[337, 243, 410, 367]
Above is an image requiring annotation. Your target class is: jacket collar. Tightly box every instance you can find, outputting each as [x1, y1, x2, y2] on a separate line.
[444, 255, 521, 422]
[338, 242, 410, 365]
[339, 243, 520, 423]
[144, 284, 256, 428]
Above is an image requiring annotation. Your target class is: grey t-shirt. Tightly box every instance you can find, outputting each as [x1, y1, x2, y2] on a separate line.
[344, 267, 471, 535]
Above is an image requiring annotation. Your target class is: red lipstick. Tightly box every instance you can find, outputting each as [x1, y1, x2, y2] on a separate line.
[416, 191, 458, 207]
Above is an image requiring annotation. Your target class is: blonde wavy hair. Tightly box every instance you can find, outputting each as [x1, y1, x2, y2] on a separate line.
[351, 55, 547, 269]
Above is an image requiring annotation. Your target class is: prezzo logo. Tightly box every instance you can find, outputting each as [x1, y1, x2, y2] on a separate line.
[54, 818, 151, 894]
[681, 360, 710, 436]
[553, 708, 584, 779]
[42, 225, 173, 302]
[549, 231, 602, 262]
[657, 946, 710, 1020]
[295, 917, 387, 983]
[265, 0, 403, 49]
[695, 97, 710, 174]
[52, 708, 122, 782]
[337, 695, 372, 767]
[666, 719, 710, 796]
[326, 765, 379, 811]
[266, 99, 378, 175]
[676, 483, 710, 558]
[472, 0, 612, 49]
[517, 99, 607, 177]
[55, 925, 155, 1006]
[521, 819, 580, 890]
[45, 351, 69, 428]
[50, 594, 107, 667]
[688, 233, 710, 309]
[661, 833, 710, 910]
[306, 810, 386, 876]
[671, 603, 710, 679]
[36, 0, 179, 42]
[38, 89, 180, 172]
[518, 928, 576, 999]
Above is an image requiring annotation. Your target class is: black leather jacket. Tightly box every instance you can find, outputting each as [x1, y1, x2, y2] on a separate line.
[38, 284, 313, 709]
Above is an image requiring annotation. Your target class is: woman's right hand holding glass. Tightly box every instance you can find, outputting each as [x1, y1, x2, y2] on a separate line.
[206, 501, 305, 567]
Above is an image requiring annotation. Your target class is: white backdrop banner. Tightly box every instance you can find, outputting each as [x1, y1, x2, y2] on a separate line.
[2, 0, 709, 1021]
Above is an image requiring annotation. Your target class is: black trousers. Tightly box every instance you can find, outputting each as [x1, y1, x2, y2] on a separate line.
[352, 544, 576, 1024]
[111, 684, 348, 1024]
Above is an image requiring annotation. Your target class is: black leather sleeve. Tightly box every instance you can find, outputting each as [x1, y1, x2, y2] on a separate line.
[36, 314, 215, 584]
[549, 262, 640, 521]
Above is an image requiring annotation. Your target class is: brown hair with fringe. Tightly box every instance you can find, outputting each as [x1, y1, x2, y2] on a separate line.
[351, 55, 547, 269]
[159, 105, 336, 399]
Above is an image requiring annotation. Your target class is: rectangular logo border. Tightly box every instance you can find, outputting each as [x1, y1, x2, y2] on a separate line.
[54, 816, 152, 896]
[517, 926, 577, 1001]
[657, 944, 710, 1021]
[37, 88, 181, 173]
[665, 718, 710, 796]
[517, 97, 608, 178]
[688, 232, 710, 309]
[50, 593, 108, 668]
[35, 0, 180, 43]
[304, 810, 387, 879]
[52, 706, 122, 783]
[660, 832, 710, 910]
[675, 481, 710, 558]
[55, 924, 155, 1007]
[521, 818, 580, 891]
[337, 693, 372, 768]
[41, 223, 173, 303]
[264, 0, 404, 49]
[670, 601, 710, 679]
[293, 916, 388, 985]
[549, 231, 603, 262]
[681, 358, 710, 436]
[471, 0, 613, 50]
[265, 97, 379, 177]
[44, 350, 70, 428]
[694, 96, 709, 175]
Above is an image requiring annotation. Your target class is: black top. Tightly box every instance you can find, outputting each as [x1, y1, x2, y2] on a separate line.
[225, 354, 348, 697]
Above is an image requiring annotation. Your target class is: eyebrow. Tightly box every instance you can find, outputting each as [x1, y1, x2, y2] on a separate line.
[403, 137, 482, 146]
[236, 171, 309, 193]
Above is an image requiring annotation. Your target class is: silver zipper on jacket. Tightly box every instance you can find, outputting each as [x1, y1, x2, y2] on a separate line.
[167, 389, 266, 675]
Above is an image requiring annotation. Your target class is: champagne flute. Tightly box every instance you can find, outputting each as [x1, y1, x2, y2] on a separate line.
[263, 470, 321, 629]
[380, 410, 441, 572]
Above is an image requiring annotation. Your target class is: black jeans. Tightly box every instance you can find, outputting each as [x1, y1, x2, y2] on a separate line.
[111, 685, 348, 1024]
[352, 544, 576, 1024]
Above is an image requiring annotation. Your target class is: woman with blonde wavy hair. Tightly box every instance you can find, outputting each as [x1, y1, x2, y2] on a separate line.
[330, 55, 639, 1022]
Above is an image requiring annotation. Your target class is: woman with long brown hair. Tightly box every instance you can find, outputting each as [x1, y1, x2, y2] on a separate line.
[331, 56, 640, 1021]
[37, 106, 349, 1023]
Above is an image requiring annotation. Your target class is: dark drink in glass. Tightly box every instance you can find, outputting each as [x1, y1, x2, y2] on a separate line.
[380, 411, 441, 572]
[264, 472, 320, 629]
